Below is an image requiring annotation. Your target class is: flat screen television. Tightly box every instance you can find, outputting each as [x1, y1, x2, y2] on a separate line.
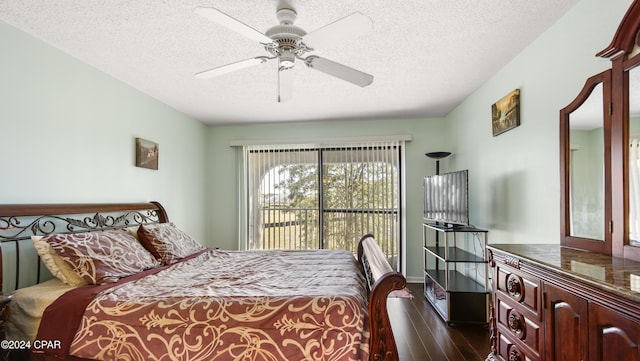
[423, 169, 469, 226]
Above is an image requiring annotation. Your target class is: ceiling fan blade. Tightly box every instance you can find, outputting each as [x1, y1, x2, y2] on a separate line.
[195, 7, 275, 45]
[195, 57, 271, 79]
[302, 12, 373, 49]
[278, 65, 294, 102]
[305, 56, 373, 87]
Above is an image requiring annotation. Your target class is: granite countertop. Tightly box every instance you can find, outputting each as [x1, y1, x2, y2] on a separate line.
[487, 244, 640, 303]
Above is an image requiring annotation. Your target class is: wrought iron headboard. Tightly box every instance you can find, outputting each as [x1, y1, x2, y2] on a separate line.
[0, 202, 169, 293]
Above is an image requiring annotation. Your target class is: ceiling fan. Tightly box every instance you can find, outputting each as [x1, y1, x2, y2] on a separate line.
[194, 5, 374, 102]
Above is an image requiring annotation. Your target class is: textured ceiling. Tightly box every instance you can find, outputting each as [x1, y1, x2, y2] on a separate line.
[0, 0, 579, 125]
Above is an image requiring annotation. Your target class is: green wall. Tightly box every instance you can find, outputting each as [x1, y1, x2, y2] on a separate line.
[0, 20, 209, 242]
[445, 0, 632, 247]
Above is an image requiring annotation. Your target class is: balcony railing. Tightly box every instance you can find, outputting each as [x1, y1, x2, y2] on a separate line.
[257, 206, 399, 269]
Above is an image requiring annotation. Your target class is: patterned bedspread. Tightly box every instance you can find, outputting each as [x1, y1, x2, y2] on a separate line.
[56, 249, 369, 361]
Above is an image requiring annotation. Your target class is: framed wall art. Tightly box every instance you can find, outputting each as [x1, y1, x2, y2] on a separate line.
[135, 138, 159, 170]
[491, 89, 520, 136]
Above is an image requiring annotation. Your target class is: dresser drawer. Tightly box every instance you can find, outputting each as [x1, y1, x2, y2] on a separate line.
[495, 264, 542, 319]
[495, 295, 542, 357]
[496, 332, 539, 361]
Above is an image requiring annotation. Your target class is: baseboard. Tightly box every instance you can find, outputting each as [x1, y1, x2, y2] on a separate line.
[405, 276, 423, 284]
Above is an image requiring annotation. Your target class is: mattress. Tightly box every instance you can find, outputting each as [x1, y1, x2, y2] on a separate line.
[5, 278, 77, 342]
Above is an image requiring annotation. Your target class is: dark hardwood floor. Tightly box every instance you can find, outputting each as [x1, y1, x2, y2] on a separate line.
[388, 283, 491, 361]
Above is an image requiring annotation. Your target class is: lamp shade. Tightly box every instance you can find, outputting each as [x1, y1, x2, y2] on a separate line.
[425, 151, 451, 159]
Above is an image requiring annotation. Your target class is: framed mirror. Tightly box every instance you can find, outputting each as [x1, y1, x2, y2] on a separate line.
[560, 70, 612, 253]
[562, 0, 640, 261]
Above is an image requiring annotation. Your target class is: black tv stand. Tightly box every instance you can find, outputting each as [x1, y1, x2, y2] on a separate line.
[422, 222, 489, 324]
[428, 223, 477, 232]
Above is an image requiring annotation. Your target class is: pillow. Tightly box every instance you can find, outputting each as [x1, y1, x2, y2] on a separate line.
[124, 225, 141, 240]
[137, 223, 205, 264]
[31, 236, 87, 287]
[43, 230, 160, 285]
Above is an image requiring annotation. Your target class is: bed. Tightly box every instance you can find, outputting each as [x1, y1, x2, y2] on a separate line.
[0, 202, 406, 361]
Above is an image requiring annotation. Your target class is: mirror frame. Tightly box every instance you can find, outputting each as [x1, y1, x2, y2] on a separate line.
[560, 70, 612, 253]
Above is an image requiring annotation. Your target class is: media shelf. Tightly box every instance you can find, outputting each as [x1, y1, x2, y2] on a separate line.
[423, 223, 489, 325]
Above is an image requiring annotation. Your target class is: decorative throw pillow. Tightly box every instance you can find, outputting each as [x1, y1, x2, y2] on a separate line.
[137, 223, 205, 264]
[43, 230, 160, 285]
[31, 236, 87, 287]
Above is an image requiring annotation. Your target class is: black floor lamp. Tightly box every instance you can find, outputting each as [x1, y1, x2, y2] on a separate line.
[425, 151, 451, 175]
[425, 151, 451, 252]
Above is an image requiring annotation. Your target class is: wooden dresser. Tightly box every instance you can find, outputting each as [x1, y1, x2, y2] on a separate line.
[487, 244, 640, 361]
[487, 2, 640, 360]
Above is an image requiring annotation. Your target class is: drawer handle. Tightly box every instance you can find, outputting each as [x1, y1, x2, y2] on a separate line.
[509, 348, 522, 361]
[507, 311, 525, 338]
[506, 275, 523, 300]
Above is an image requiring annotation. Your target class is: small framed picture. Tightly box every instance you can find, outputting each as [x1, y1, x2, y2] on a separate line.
[491, 89, 520, 136]
[135, 138, 159, 170]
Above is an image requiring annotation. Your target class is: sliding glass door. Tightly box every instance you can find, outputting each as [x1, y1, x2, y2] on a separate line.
[244, 142, 402, 269]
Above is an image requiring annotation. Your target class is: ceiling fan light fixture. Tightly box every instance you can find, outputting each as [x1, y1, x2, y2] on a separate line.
[279, 50, 295, 69]
[264, 25, 307, 58]
[195, 6, 374, 100]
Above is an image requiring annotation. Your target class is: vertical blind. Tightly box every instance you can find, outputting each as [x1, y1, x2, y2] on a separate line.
[243, 141, 403, 269]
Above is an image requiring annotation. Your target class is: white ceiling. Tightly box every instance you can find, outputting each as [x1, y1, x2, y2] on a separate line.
[0, 0, 579, 125]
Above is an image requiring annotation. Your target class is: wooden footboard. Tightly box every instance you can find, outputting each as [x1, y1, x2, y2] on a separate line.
[357, 234, 407, 361]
